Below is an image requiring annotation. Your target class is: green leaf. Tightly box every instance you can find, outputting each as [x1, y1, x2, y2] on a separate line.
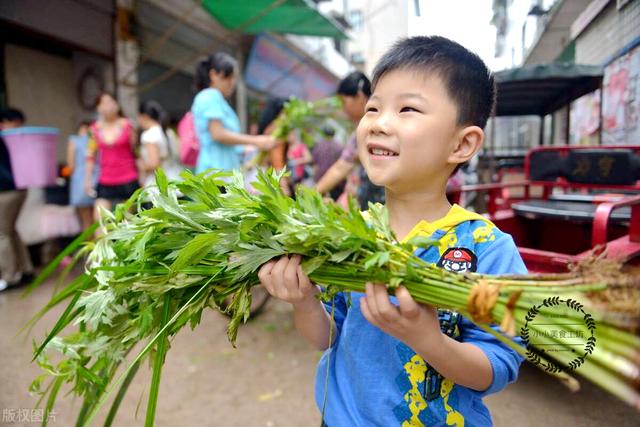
[103, 360, 140, 427]
[78, 365, 106, 390]
[301, 256, 328, 276]
[20, 274, 91, 339]
[155, 168, 168, 196]
[406, 235, 439, 248]
[171, 233, 219, 272]
[32, 292, 83, 361]
[43, 376, 63, 427]
[145, 295, 171, 427]
[330, 250, 353, 263]
[226, 284, 252, 345]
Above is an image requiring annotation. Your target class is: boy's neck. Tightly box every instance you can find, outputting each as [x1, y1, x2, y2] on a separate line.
[385, 187, 452, 242]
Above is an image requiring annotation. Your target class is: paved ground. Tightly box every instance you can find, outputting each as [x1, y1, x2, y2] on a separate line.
[1, 276, 638, 427]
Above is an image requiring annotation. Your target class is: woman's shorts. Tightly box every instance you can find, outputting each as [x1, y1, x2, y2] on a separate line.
[96, 179, 139, 202]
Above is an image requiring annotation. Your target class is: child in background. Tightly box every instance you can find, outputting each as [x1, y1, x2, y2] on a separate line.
[286, 130, 313, 188]
[66, 121, 96, 231]
[137, 100, 182, 188]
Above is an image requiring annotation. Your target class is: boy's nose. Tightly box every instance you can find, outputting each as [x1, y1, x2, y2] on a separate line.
[369, 111, 392, 135]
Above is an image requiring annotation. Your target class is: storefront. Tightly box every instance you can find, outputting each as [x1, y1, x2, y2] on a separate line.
[0, 0, 115, 161]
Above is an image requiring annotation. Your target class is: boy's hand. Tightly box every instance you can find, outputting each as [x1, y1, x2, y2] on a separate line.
[258, 255, 320, 307]
[361, 283, 444, 349]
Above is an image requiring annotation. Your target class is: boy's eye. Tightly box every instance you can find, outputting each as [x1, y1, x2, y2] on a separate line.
[365, 106, 378, 113]
[400, 106, 419, 113]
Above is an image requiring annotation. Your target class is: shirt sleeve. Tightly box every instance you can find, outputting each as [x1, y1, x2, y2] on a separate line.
[141, 127, 162, 145]
[199, 89, 226, 123]
[476, 233, 527, 275]
[461, 232, 527, 397]
[460, 317, 524, 397]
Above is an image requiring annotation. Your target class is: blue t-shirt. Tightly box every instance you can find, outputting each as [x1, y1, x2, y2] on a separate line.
[316, 204, 527, 427]
[191, 88, 242, 173]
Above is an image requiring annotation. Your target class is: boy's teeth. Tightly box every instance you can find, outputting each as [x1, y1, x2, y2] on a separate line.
[371, 148, 397, 156]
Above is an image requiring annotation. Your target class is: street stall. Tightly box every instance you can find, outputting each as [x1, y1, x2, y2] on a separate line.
[461, 64, 640, 273]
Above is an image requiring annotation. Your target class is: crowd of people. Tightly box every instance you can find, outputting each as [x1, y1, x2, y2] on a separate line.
[0, 51, 406, 292]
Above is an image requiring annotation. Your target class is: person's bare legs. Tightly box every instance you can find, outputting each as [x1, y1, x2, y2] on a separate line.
[0, 190, 33, 289]
[77, 206, 94, 230]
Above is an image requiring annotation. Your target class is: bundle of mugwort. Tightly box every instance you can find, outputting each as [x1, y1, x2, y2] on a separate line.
[243, 96, 351, 172]
[24, 169, 640, 426]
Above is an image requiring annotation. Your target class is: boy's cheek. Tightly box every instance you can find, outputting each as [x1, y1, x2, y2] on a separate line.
[355, 138, 370, 168]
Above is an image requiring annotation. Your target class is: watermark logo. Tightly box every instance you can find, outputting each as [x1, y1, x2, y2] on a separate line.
[520, 297, 596, 373]
[2, 408, 56, 424]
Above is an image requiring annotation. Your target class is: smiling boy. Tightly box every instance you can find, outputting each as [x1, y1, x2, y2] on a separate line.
[258, 36, 526, 426]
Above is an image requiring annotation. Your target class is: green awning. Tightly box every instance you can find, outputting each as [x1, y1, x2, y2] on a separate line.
[494, 64, 603, 116]
[201, 0, 348, 40]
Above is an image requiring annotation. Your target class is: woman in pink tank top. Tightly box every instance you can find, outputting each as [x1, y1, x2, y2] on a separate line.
[85, 92, 139, 220]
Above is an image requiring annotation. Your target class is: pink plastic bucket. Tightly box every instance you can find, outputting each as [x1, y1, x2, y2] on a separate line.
[1, 127, 59, 189]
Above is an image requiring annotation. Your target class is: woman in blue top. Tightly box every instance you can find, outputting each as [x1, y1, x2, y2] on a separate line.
[191, 52, 277, 174]
[66, 121, 97, 231]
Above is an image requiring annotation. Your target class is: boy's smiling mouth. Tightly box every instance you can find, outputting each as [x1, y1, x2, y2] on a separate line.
[367, 142, 399, 157]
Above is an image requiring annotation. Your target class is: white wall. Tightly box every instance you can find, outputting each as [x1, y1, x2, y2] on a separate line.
[575, 0, 640, 65]
[5, 44, 77, 161]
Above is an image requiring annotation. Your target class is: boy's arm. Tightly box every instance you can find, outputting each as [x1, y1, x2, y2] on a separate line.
[258, 255, 339, 350]
[362, 233, 526, 394]
[361, 283, 493, 391]
[411, 319, 522, 394]
[411, 326, 493, 391]
[291, 296, 336, 351]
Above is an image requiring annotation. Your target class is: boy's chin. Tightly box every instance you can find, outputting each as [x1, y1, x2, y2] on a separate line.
[366, 171, 394, 189]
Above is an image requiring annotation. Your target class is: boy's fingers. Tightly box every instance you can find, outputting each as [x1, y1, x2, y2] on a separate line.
[258, 260, 276, 280]
[283, 256, 301, 294]
[360, 296, 379, 328]
[270, 256, 289, 281]
[364, 283, 381, 319]
[258, 260, 277, 293]
[296, 265, 313, 292]
[268, 256, 291, 298]
[397, 287, 420, 319]
[372, 284, 399, 322]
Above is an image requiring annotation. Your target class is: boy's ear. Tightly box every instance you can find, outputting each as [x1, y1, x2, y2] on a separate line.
[449, 125, 484, 165]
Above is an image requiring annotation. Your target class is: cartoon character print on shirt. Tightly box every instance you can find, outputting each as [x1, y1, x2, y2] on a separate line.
[437, 247, 478, 273]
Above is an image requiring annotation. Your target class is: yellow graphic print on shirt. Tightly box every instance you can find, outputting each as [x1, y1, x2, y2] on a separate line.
[400, 354, 466, 427]
[438, 230, 459, 255]
[472, 224, 496, 243]
[441, 379, 465, 427]
[401, 354, 427, 427]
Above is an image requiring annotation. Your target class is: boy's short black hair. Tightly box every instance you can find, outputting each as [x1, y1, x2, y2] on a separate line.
[371, 36, 495, 129]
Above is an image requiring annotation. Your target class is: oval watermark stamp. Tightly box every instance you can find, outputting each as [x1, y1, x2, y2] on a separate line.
[520, 296, 596, 373]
